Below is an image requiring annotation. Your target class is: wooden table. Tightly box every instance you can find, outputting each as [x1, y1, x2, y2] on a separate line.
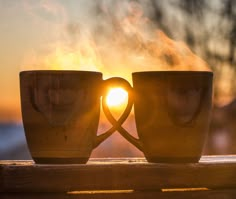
[1, 156, 236, 199]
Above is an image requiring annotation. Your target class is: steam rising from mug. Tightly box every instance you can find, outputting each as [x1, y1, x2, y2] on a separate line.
[22, 1, 211, 82]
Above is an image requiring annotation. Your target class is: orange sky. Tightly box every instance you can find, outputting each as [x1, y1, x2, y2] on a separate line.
[0, 1, 219, 122]
[0, 1, 69, 122]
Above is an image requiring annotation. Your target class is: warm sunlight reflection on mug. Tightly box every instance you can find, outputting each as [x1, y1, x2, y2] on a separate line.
[106, 87, 128, 108]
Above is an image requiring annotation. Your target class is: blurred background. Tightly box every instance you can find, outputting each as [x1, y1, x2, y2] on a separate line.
[1, 0, 236, 160]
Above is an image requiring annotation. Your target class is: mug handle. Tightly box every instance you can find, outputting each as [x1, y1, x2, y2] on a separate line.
[93, 77, 134, 148]
[100, 79, 144, 152]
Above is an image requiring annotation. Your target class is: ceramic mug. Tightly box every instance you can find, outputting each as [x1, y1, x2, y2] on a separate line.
[103, 71, 213, 163]
[20, 70, 132, 164]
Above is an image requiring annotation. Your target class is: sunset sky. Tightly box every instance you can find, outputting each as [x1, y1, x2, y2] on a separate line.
[0, 0, 231, 122]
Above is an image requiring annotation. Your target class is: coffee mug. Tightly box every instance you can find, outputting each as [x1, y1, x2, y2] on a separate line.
[103, 71, 213, 163]
[20, 70, 132, 164]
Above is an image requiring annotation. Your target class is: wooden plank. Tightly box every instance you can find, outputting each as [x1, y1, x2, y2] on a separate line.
[1, 189, 236, 199]
[1, 156, 236, 192]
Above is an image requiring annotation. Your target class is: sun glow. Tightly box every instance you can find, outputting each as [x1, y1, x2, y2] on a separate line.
[106, 87, 128, 107]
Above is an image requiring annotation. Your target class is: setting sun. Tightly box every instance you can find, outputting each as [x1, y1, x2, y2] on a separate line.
[106, 87, 128, 107]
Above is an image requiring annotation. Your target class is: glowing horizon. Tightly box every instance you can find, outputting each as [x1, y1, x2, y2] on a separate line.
[0, 1, 234, 122]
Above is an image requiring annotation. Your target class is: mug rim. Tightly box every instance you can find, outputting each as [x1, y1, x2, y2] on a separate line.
[132, 70, 213, 75]
[20, 70, 102, 76]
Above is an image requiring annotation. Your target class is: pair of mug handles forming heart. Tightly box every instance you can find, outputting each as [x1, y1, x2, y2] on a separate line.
[96, 77, 143, 151]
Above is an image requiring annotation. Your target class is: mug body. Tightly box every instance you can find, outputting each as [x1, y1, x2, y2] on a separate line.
[132, 71, 213, 163]
[20, 70, 102, 164]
